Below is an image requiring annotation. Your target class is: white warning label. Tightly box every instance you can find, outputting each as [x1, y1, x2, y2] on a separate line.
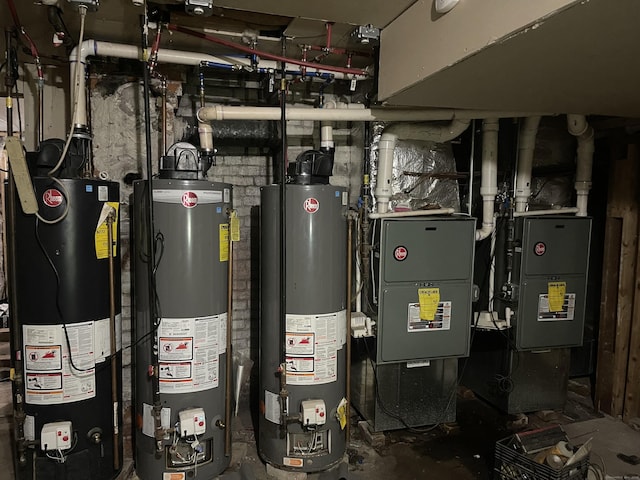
[157, 314, 226, 394]
[407, 301, 452, 332]
[23, 322, 97, 405]
[264, 390, 281, 425]
[285, 310, 345, 385]
[537, 293, 576, 321]
[285, 333, 315, 356]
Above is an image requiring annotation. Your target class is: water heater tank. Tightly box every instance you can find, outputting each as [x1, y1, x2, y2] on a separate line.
[8, 178, 122, 480]
[259, 184, 348, 473]
[132, 178, 232, 479]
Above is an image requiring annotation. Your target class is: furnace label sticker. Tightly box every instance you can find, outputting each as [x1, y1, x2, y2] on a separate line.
[537, 293, 576, 321]
[157, 314, 226, 394]
[285, 310, 344, 385]
[407, 301, 452, 332]
[23, 322, 96, 405]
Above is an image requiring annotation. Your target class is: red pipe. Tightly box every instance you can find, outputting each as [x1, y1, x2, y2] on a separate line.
[325, 22, 333, 50]
[166, 23, 369, 77]
[6, 0, 43, 80]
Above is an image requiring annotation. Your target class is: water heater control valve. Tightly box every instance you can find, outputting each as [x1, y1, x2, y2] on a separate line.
[301, 400, 326, 427]
[179, 408, 206, 437]
[41, 421, 73, 451]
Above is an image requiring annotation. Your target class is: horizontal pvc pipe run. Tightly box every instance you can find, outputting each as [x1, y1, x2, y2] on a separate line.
[369, 208, 456, 219]
[198, 106, 548, 123]
[513, 208, 579, 217]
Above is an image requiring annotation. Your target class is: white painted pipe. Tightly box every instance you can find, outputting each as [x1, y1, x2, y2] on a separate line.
[69, 39, 370, 128]
[567, 114, 594, 217]
[375, 119, 471, 213]
[197, 105, 547, 123]
[368, 208, 455, 219]
[514, 116, 542, 213]
[476, 118, 499, 241]
[513, 207, 579, 217]
[321, 122, 334, 149]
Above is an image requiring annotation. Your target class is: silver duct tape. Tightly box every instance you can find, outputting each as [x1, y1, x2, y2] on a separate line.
[370, 123, 461, 212]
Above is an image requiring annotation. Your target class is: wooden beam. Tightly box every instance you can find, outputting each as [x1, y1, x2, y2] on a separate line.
[595, 142, 640, 417]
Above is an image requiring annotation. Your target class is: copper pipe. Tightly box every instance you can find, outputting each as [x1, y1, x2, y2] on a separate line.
[107, 213, 120, 471]
[346, 216, 353, 444]
[224, 212, 234, 456]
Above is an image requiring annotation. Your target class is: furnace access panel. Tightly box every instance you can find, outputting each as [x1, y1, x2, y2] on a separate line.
[513, 216, 592, 350]
[372, 217, 475, 364]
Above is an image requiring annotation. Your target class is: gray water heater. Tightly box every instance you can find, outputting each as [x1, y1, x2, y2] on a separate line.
[132, 179, 232, 479]
[259, 184, 348, 473]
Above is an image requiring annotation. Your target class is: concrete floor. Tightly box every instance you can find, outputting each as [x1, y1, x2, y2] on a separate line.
[1, 379, 639, 480]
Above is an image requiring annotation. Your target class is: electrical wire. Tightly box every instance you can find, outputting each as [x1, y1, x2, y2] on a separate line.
[34, 217, 94, 373]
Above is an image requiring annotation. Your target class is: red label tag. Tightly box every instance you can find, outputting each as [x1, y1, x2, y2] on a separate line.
[181, 191, 198, 208]
[43, 189, 63, 207]
[394, 246, 408, 261]
[303, 197, 319, 214]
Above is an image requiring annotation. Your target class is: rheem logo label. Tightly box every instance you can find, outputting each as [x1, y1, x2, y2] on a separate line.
[43, 189, 63, 208]
[181, 191, 198, 208]
[303, 198, 320, 214]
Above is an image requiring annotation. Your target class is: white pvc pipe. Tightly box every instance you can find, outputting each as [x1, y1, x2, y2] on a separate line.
[513, 207, 579, 217]
[368, 208, 455, 219]
[514, 116, 542, 213]
[70, 39, 371, 128]
[375, 119, 471, 213]
[197, 105, 547, 123]
[321, 122, 334, 149]
[567, 114, 594, 217]
[475, 118, 499, 241]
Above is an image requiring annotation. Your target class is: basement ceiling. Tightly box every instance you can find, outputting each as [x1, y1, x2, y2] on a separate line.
[1, 0, 640, 118]
[379, 0, 640, 118]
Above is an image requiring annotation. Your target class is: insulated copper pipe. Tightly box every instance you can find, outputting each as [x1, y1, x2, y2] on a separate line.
[224, 212, 234, 456]
[107, 213, 120, 471]
[346, 216, 353, 443]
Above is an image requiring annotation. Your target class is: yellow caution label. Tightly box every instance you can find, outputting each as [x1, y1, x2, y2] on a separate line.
[95, 202, 119, 259]
[336, 398, 348, 430]
[548, 282, 566, 312]
[219, 223, 229, 262]
[230, 210, 240, 242]
[418, 288, 440, 321]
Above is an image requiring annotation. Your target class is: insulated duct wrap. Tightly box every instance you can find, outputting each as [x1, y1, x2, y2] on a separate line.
[370, 123, 461, 212]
